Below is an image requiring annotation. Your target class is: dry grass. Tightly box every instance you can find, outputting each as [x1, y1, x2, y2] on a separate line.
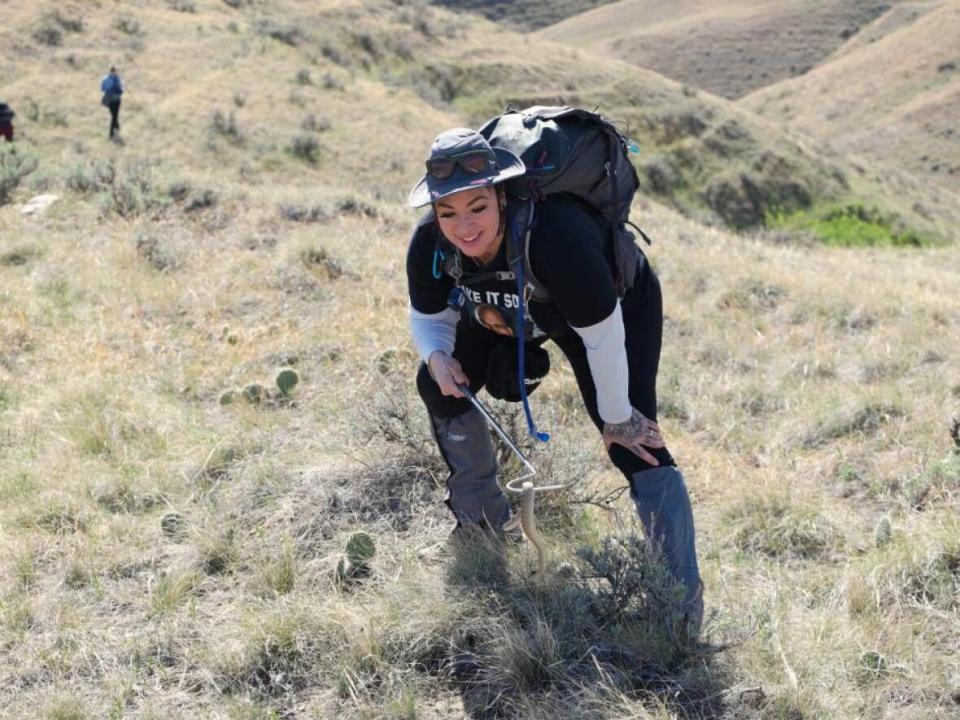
[0, 0, 959, 718]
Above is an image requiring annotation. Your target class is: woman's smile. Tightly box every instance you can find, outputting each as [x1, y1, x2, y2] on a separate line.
[435, 186, 502, 264]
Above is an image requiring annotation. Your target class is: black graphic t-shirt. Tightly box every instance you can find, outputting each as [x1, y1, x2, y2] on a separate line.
[406, 196, 618, 338]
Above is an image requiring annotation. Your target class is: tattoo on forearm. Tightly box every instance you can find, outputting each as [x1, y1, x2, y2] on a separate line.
[605, 408, 646, 441]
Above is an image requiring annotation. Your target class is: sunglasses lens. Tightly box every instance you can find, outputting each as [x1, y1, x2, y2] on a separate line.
[459, 151, 490, 174]
[427, 158, 455, 180]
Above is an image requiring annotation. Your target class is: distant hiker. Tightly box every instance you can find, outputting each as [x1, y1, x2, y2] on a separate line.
[406, 124, 703, 638]
[0, 102, 14, 142]
[100, 66, 124, 140]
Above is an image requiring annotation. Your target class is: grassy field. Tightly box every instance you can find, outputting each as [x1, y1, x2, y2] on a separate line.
[1, 1, 959, 718]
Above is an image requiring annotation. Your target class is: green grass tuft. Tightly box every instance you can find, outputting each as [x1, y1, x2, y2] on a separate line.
[768, 203, 939, 247]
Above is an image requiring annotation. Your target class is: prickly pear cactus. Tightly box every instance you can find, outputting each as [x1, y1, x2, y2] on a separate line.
[276, 368, 299, 396]
[242, 383, 266, 404]
[335, 532, 376, 586]
[346, 531, 376, 565]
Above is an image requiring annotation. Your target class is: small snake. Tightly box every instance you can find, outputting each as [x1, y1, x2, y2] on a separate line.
[504, 481, 549, 575]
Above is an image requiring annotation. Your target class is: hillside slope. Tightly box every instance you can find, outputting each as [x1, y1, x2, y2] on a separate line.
[428, 0, 618, 30]
[1, 0, 954, 240]
[536, 0, 895, 99]
[741, 0, 960, 195]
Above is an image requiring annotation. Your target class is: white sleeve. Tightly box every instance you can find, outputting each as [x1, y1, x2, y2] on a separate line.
[571, 302, 632, 424]
[409, 305, 458, 364]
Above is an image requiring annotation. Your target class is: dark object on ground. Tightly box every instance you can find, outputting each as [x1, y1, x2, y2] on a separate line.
[0, 103, 14, 142]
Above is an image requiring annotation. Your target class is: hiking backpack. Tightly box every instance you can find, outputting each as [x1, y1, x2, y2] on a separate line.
[478, 105, 647, 300]
[427, 106, 647, 441]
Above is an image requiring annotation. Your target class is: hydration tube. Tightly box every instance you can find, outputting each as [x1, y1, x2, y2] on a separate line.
[510, 222, 550, 443]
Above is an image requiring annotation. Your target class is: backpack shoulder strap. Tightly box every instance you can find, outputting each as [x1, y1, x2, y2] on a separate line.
[506, 199, 551, 303]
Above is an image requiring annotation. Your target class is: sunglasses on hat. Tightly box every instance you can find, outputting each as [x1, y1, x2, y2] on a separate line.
[425, 149, 497, 181]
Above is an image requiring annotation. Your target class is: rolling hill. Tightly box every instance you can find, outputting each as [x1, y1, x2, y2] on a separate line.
[536, 0, 896, 99]
[741, 0, 960, 195]
[428, 0, 619, 30]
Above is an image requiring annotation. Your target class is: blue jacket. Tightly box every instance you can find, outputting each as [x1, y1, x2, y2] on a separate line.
[100, 73, 123, 96]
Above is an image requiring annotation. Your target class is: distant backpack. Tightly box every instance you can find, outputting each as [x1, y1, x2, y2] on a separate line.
[478, 105, 648, 300]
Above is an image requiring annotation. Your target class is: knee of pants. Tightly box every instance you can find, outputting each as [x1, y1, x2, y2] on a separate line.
[630, 465, 689, 511]
[607, 443, 675, 478]
[416, 362, 471, 418]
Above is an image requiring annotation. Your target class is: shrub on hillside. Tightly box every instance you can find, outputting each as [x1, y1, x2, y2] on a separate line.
[53, 9, 84, 32]
[32, 22, 62, 47]
[288, 135, 321, 164]
[0, 146, 39, 206]
[320, 43, 350, 67]
[210, 109, 243, 145]
[65, 158, 116, 194]
[168, 0, 197, 12]
[279, 203, 328, 223]
[301, 114, 331, 132]
[35, 9, 85, 40]
[254, 19, 306, 46]
[135, 233, 179, 272]
[113, 15, 143, 36]
[444, 525, 710, 716]
[321, 71, 345, 90]
[96, 162, 170, 218]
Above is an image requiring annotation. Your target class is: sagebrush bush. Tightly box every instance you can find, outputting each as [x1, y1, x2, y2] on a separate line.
[443, 524, 713, 717]
[65, 158, 115, 194]
[0, 145, 39, 204]
[113, 15, 142, 35]
[288, 135, 320, 164]
[32, 22, 62, 47]
[254, 19, 305, 46]
[210, 109, 243, 145]
[50, 9, 84, 33]
[98, 162, 169, 218]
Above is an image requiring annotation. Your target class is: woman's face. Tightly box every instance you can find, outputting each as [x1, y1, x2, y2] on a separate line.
[435, 186, 502, 262]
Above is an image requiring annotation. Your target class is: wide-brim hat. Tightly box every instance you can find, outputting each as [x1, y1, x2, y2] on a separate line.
[408, 127, 526, 208]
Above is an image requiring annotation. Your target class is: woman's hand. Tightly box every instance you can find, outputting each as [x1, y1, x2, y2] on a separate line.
[602, 408, 664, 466]
[428, 351, 469, 398]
